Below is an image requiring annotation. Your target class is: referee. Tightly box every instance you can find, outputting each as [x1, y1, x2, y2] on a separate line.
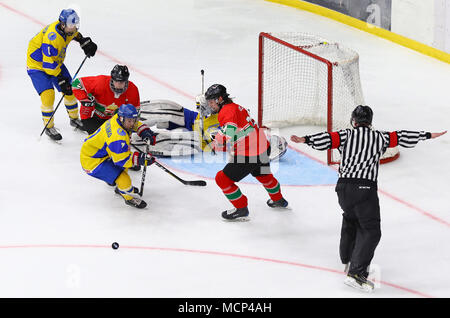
[291, 105, 446, 292]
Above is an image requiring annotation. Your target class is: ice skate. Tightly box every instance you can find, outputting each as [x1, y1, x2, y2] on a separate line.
[221, 207, 249, 222]
[70, 118, 87, 132]
[267, 197, 288, 208]
[124, 197, 147, 209]
[344, 273, 374, 293]
[45, 127, 62, 141]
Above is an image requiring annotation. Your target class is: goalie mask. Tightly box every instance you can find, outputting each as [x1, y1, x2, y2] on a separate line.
[110, 65, 130, 95]
[351, 105, 373, 128]
[269, 135, 288, 161]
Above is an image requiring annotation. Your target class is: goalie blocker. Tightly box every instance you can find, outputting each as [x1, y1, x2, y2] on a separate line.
[136, 99, 288, 160]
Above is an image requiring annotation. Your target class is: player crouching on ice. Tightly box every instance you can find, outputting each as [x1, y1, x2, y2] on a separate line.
[132, 95, 288, 160]
[80, 104, 157, 209]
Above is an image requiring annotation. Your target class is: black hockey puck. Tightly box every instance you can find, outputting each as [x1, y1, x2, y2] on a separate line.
[112, 242, 119, 250]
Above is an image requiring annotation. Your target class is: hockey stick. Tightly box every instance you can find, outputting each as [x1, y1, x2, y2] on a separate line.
[153, 161, 206, 186]
[131, 143, 207, 187]
[198, 69, 216, 155]
[39, 56, 89, 137]
[139, 140, 150, 197]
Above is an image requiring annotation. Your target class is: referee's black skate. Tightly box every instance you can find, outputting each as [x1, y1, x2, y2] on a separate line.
[221, 207, 249, 221]
[267, 197, 288, 208]
[344, 273, 374, 293]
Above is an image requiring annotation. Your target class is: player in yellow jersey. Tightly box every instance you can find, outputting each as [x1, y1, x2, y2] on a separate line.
[135, 95, 219, 157]
[80, 104, 157, 209]
[27, 9, 97, 140]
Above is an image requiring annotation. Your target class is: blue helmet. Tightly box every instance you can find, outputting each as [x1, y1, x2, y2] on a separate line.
[59, 9, 80, 29]
[118, 104, 138, 119]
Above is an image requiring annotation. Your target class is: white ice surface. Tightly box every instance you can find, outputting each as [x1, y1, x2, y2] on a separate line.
[0, 0, 449, 298]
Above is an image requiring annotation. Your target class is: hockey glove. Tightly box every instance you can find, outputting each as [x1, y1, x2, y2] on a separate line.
[57, 73, 73, 95]
[132, 151, 155, 167]
[137, 125, 158, 145]
[79, 37, 97, 57]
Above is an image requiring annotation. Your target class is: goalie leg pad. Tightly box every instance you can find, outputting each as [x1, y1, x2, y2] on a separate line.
[215, 170, 248, 209]
[139, 99, 185, 127]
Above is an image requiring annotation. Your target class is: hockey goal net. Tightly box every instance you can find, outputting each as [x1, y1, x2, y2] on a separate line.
[258, 32, 399, 165]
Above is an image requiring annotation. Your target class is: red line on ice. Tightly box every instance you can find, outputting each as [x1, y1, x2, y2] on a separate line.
[288, 146, 449, 227]
[1, 2, 442, 298]
[0, 244, 433, 298]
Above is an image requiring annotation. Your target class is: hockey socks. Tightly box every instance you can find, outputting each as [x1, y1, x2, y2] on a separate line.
[40, 89, 55, 128]
[215, 171, 248, 209]
[64, 94, 79, 120]
[255, 174, 283, 202]
[115, 171, 134, 201]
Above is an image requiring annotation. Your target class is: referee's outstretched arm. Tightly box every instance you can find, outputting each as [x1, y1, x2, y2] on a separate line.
[290, 130, 447, 146]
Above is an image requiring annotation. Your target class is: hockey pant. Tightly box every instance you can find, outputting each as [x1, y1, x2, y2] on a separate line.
[215, 152, 283, 209]
[335, 180, 381, 277]
[82, 116, 108, 135]
[86, 159, 135, 201]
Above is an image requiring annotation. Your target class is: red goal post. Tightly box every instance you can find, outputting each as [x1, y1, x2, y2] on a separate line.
[258, 32, 399, 165]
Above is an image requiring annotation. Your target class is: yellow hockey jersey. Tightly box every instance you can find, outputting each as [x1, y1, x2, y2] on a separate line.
[80, 114, 146, 173]
[27, 21, 78, 76]
[192, 113, 220, 151]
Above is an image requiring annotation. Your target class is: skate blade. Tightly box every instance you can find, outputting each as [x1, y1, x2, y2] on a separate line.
[73, 127, 89, 135]
[46, 137, 62, 145]
[344, 277, 374, 293]
[270, 205, 291, 210]
[222, 216, 250, 222]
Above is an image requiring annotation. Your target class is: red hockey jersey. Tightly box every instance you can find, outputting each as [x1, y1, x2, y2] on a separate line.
[213, 102, 269, 157]
[72, 75, 140, 120]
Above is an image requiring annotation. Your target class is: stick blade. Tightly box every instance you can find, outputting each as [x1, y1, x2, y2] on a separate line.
[184, 180, 207, 186]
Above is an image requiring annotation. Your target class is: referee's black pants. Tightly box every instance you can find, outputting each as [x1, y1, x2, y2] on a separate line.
[335, 178, 381, 277]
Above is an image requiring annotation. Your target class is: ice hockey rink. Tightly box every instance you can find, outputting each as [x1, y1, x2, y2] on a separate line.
[0, 0, 449, 298]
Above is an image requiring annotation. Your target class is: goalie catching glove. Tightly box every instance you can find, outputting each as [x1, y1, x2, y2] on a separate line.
[132, 152, 155, 167]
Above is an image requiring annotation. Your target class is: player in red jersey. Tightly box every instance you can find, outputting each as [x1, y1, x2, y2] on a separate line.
[72, 65, 140, 135]
[206, 84, 288, 221]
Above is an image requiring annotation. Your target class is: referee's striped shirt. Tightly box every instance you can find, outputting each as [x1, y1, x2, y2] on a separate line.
[304, 126, 431, 182]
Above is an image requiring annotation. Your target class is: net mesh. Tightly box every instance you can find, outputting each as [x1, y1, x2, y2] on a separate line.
[259, 32, 397, 163]
[260, 32, 364, 130]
